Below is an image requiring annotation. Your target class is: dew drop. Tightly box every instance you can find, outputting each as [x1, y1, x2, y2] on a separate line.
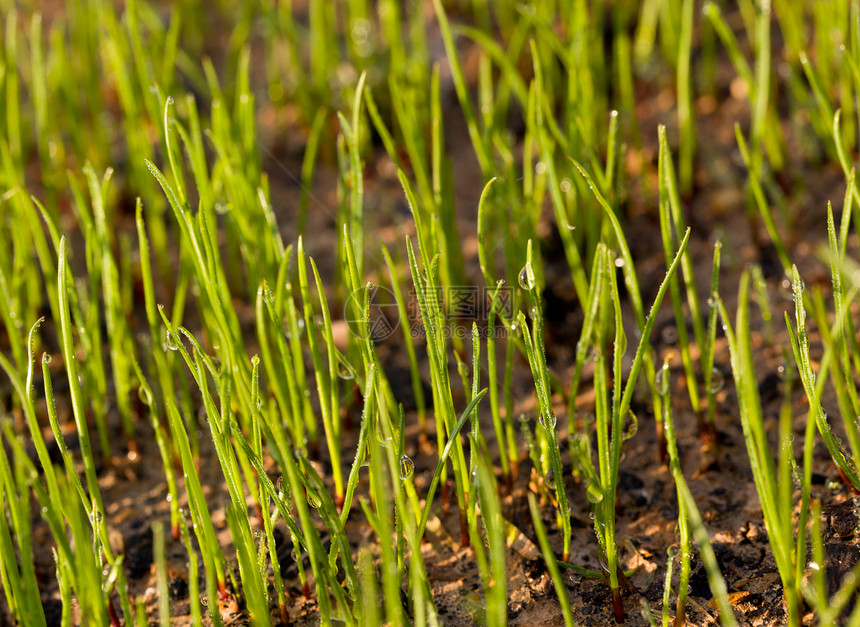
[200, 595, 208, 607]
[622, 411, 638, 440]
[89, 510, 104, 525]
[540, 414, 557, 430]
[545, 467, 555, 489]
[165, 331, 179, 351]
[138, 385, 152, 406]
[518, 265, 536, 290]
[586, 484, 603, 504]
[42, 353, 52, 365]
[337, 361, 354, 380]
[307, 490, 322, 508]
[399, 455, 415, 480]
[710, 368, 725, 394]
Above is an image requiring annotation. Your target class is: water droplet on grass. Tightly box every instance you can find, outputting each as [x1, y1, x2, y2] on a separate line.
[586, 484, 603, 504]
[710, 368, 725, 394]
[540, 414, 557, 430]
[622, 411, 638, 440]
[518, 265, 535, 290]
[399, 455, 414, 480]
[42, 354, 52, 364]
[337, 361, 354, 380]
[138, 386, 152, 406]
[165, 332, 179, 351]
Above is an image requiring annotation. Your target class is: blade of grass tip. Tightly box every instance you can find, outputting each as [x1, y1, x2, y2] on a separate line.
[476, 177, 498, 286]
[619, 227, 692, 419]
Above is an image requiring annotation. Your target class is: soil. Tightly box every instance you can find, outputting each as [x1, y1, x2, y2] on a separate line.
[4, 6, 860, 627]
